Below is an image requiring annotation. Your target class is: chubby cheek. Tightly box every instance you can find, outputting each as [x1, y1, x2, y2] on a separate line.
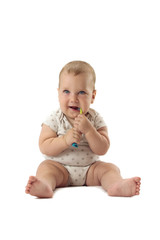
[80, 101, 91, 114]
[80, 95, 93, 111]
[59, 96, 67, 110]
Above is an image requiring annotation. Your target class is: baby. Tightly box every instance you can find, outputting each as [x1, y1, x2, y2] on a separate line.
[25, 60, 141, 198]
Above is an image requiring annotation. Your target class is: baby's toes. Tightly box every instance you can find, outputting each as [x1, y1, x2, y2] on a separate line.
[136, 185, 140, 194]
[25, 183, 32, 192]
[25, 186, 30, 193]
[29, 176, 37, 183]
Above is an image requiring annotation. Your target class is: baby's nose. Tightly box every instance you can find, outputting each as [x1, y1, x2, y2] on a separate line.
[70, 93, 78, 102]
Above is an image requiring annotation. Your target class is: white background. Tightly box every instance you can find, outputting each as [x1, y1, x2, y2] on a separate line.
[0, 0, 160, 239]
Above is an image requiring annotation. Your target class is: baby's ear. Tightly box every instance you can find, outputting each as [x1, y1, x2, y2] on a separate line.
[91, 90, 96, 103]
[57, 88, 60, 95]
[57, 88, 60, 99]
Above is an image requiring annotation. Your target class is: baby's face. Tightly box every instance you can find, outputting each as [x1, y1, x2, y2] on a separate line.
[58, 72, 96, 121]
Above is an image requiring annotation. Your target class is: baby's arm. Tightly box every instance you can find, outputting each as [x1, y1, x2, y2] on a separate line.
[85, 126, 110, 155]
[74, 114, 110, 155]
[39, 124, 81, 156]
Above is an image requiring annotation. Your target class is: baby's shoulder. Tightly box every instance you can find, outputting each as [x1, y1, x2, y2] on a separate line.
[88, 108, 102, 119]
[88, 108, 106, 129]
[43, 109, 62, 132]
[48, 109, 61, 119]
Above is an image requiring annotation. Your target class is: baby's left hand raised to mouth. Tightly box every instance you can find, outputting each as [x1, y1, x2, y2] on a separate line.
[74, 114, 93, 135]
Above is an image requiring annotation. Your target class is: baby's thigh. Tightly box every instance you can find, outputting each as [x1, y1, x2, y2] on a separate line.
[86, 161, 118, 186]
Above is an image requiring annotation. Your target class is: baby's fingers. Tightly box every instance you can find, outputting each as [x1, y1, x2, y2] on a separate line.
[73, 128, 82, 143]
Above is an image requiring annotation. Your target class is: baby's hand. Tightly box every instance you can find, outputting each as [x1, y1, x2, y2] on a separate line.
[64, 128, 82, 146]
[74, 114, 93, 135]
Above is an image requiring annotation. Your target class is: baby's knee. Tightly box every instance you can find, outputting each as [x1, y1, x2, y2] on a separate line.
[105, 162, 120, 174]
[95, 161, 120, 179]
[38, 159, 52, 167]
[36, 160, 69, 187]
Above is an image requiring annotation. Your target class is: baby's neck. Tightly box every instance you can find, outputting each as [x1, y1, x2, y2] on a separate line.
[65, 116, 75, 126]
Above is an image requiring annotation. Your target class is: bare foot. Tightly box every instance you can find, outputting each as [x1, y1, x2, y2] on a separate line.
[107, 177, 141, 197]
[25, 176, 53, 198]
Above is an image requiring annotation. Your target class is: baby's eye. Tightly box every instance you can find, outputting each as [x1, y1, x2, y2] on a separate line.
[63, 90, 70, 94]
[79, 91, 86, 95]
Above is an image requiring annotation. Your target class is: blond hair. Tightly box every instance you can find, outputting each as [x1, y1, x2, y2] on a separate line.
[59, 60, 96, 89]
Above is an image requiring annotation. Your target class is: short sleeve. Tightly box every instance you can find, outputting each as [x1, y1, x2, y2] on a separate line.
[42, 111, 58, 132]
[94, 112, 107, 130]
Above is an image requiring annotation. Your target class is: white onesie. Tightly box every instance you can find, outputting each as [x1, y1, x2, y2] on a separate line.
[43, 108, 107, 186]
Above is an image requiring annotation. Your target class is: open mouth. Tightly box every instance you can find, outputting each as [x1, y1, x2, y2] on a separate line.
[69, 106, 80, 111]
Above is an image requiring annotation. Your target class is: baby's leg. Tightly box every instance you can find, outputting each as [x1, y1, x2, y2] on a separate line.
[25, 160, 69, 198]
[86, 161, 141, 197]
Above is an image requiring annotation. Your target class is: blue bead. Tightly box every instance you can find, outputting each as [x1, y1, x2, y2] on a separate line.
[72, 142, 78, 148]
